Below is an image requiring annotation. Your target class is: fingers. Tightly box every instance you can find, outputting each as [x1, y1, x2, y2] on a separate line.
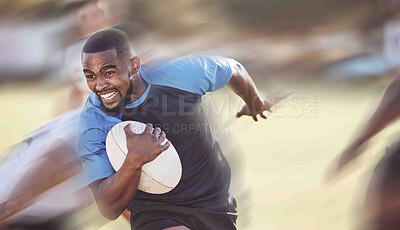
[237, 108, 269, 121]
[144, 124, 168, 144]
[252, 112, 269, 121]
[260, 112, 267, 119]
[236, 105, 249, 118]
[158, 131, 166, 143]
[123, 123, 133, 136]
[152, 127, 166, 143]
[236, 90, 293, 121]
[160, 141, 170, 151]
[153, 127, 161, 137]
[144, 123, 153, 134]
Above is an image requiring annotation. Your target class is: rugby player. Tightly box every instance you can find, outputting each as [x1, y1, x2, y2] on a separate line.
[79, 28, 275, 229]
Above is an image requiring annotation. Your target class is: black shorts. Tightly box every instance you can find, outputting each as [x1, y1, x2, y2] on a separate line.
[130, 203, 238, 230]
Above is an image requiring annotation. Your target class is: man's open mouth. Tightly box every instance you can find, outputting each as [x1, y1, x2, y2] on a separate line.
[98, 90, 118, 104]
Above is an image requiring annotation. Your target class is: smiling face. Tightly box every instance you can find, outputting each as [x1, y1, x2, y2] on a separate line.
[82, 49, 134, 115]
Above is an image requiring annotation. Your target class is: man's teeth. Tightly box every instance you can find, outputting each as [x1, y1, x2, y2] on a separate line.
[101, 91, 117, 100]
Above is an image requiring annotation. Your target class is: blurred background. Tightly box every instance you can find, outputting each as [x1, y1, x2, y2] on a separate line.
[2, 0, 400, 229]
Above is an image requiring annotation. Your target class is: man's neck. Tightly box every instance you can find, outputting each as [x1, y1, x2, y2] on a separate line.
[128, 73, 148, 104]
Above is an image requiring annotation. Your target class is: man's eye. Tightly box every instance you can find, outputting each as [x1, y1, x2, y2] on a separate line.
[105, 71, 115, 76]
[86, 75, 95, 80]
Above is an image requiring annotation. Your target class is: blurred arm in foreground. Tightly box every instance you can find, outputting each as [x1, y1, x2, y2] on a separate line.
[332, 74, 400, 177]
[0, 140, 81, 223]
[0, 140, 131, 227]
[0, 110, 131, 228]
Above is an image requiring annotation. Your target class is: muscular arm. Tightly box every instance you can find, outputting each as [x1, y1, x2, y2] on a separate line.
[89, 157, 142, 220]
[337, 74, 400, 170]
[227, 59, 262, 107]
[87, 124, 169, 220]
[227, 59, 275, 121]
[0, 139, 81, 222]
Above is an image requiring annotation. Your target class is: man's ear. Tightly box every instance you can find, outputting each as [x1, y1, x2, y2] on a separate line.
[130, 57, 141, 75]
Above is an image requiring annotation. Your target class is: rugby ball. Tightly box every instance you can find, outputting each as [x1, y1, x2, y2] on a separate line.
[106, 121, 181, 194]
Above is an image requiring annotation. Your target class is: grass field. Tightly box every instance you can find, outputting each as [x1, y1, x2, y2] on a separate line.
[1, 79, 399, 230]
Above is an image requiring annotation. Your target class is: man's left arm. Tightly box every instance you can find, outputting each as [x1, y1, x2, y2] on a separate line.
[162, 55, 280, 120]
[225, 59, 274, 121]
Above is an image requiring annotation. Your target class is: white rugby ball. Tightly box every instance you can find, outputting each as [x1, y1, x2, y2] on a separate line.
[106, 121, 181, 194]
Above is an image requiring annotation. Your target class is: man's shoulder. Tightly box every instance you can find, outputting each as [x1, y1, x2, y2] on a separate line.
[146, 54, 221, 69]
[143, 55, 214, 75]
[142, 54, 228, 95]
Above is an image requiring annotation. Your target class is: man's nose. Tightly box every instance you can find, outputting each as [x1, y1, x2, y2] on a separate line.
[95, 78, 108, 92]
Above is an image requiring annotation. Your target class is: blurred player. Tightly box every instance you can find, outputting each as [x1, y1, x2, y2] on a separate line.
[331, 74, 400, 229]
[0, 109, 92, 229]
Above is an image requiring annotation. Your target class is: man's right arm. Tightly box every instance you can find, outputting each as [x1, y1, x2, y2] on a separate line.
[89, 156, 142, 220]
[84, 123, 169, 220]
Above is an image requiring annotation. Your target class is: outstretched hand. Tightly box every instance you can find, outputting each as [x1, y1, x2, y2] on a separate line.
[236, 93, 291, 121]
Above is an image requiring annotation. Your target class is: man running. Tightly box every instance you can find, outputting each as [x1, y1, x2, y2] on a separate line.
[79, 28, 275, 229]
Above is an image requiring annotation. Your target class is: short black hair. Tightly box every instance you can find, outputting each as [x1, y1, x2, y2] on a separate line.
[82, 28, 132, 59]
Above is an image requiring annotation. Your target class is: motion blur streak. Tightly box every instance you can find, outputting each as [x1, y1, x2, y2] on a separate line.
[2, 0, 400, 229]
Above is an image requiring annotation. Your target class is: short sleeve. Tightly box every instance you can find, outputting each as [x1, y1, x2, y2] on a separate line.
[193, 55, 233, 92]
[143, 55, 233, 95]
[79, 128, 115, 185]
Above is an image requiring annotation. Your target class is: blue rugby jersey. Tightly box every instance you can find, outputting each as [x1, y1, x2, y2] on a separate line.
[79, 55, 235, 211]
